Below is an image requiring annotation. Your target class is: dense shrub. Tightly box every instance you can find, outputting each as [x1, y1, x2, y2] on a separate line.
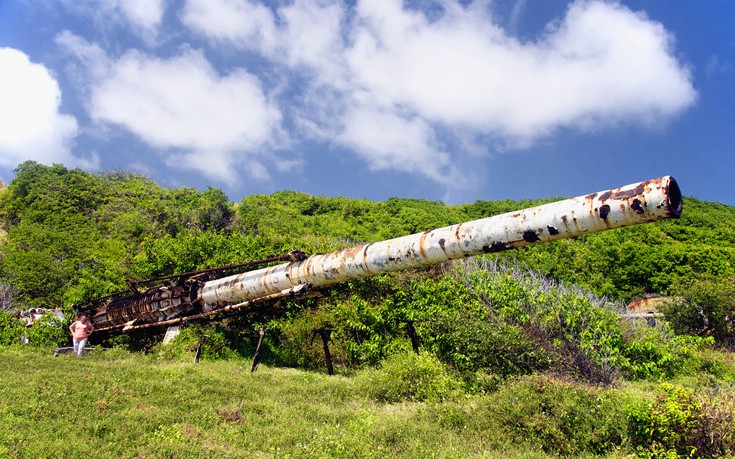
[133, 230, 292, 279]
[664, 276, 735, 349]
[22, 312, 69, 348]
[153, 324, 240, 362]
[270, 307, 349, 371]
[459, 259, 630, 383]
[627, 383, 735, 458]
[617, 325, 712, 380]
[331, 286, 407, 366]
[1, 310, 69, 348]
[461, 260, 722, 384]
[0, 311, 24, 346]
[426, 310, 553, 378]
[482, 375, 628, 456]
[355, 352, 460, 403]
[394, 268, 552, 379]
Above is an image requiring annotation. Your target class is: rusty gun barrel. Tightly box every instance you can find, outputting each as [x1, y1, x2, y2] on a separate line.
[197, 176, 681, 309]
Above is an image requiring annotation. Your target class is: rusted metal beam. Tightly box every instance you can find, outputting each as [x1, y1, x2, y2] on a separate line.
[94, 284, 312, 332]
[313, 328, 334, 376]
[198, 176, 682, 308]
[250, 327, 267, 372]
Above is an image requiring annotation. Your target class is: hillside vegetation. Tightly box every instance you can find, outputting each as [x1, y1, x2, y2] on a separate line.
[2, 348, 732, 459]
[1, 161, 734, 458]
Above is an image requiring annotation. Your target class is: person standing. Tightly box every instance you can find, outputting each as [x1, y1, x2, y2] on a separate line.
[69, 314, 94, 356]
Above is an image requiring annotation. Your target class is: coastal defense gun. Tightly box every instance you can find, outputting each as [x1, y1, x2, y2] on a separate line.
[79, 176, 682, 333]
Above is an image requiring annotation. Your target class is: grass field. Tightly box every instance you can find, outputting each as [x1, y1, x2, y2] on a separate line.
[1, 347, 733, 458]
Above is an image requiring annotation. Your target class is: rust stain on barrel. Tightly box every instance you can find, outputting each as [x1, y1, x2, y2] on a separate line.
[419, 232, 430, 259]
[362, 243, 374, 274]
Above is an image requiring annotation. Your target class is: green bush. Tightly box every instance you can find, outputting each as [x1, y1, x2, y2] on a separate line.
[689, 347, 735, 381]
[482, 375, 628, 456]
[396, 267, 554, 379]
[269, 307, 349, 371]
[454, 260, 629, 383]
[0, 311, 24, 346]
[462, 370, 505, 394]
[618, 325, 712, 380]
[0, 310, 69, 348]
[664, 276, 735, 349]
[427, 311, 552, 378]
[628, 384, 700, 458]
[332, 293, 400, 366]
[22, 312, 69, 348]
[627, 383, 735, 459]
[356, 352, 460, 403]
[153, 324, 239, 362]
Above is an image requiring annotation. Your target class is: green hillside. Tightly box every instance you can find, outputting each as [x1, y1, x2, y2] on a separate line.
[1, 348, 731, 459]
[2, 161, 733, 306]
[1, 161, 734, 458]
[1, 161, 734, 350]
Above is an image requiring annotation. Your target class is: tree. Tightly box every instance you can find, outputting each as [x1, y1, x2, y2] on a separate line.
[0, 281, 18, 311]
[664, 276, 735, 349]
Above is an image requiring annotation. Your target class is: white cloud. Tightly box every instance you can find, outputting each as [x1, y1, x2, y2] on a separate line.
[66, 41, 283, 184]
[180, 0, 458, 181]
[55, 31, 110, 80]
[61, 0, 166, 44]
[118, 0, 166, 34]
[182, 0, 346, 76]
[275, 1, 346, 77]
[508, 0, 528, 35]
[179, 0, 695, 188]
[50, 0, 697, 192]
[0, 48, 96, 170]
[339, 108, 456, 184]
[181, 0, 279, 54]
[346, 0, 696, 142]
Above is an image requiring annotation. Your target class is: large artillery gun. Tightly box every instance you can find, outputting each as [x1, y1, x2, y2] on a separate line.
[76, 176, 682, 333]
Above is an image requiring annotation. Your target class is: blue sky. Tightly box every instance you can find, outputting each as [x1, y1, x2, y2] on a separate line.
[0, 0, 733, 206]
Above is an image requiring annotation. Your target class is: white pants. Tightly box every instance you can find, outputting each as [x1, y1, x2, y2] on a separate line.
[73, 338, 88, 355]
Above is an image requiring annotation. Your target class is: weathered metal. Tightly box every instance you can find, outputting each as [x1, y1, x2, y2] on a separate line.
[82, 175, 682, 331]
[86, 279, 199, 330]
[198, 176, 681, 307]
[84, 254, 306, 330]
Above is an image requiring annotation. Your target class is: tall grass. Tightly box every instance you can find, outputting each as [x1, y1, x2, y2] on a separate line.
[2, 347, 733, 458]
[0, 348, 542, 458]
